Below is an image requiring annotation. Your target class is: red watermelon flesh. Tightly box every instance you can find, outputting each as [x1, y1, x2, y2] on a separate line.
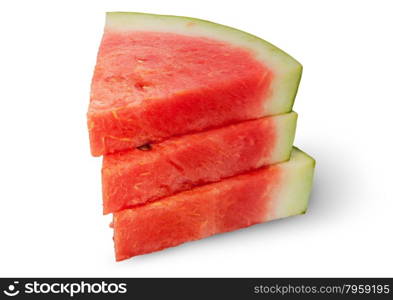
[102, 112, 297, 214]
[113, 148, 315, 261]
[88, 12, 302, 156]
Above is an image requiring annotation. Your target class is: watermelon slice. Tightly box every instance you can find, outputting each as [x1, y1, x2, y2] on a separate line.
[88, 12, 302, 156]
[113, 148, 315, 261]
[102, 112, 297, 214]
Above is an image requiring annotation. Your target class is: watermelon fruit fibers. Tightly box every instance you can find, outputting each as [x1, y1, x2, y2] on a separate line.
[88, 12, 302, 156]
[113, 148, 315, 261]
[102, 112, 297, 214]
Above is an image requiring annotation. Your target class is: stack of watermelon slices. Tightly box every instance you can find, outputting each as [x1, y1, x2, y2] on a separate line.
[88, 12, 315, 261]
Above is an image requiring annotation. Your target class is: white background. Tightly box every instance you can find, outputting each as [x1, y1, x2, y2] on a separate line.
[0, 0, 392, 277]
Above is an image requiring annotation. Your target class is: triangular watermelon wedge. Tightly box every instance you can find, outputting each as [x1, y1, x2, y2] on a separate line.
[113, 148, 315, 260]
[88, 12, 302, 156]
[102, 112, 297, 214]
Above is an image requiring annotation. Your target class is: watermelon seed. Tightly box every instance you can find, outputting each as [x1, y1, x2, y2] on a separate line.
[137, 144, 152, 151]
[133, 183, 143, 190]
[134, 81, 151, 91]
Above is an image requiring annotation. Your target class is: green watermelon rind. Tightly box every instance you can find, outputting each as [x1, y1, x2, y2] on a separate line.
[105, 12, 303, 115]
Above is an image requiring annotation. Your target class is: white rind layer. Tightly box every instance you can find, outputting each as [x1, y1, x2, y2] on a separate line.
[269, 112, 297, 165]
[105, 12, 302, 116]
[272, 148, 315, 220]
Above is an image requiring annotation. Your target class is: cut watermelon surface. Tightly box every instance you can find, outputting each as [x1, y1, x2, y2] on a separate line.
[88, 12, 302, 156]
[113, 148, 315, 261]
[102, 112, 297, 214]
